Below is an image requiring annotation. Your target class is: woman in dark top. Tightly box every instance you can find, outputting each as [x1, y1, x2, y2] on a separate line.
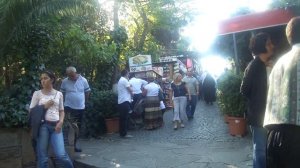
[170, 73, 191, 130]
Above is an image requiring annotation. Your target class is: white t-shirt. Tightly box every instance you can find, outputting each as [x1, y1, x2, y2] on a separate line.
[60, 75, 91, 109]
[129, 77, 148, 94]
[118, 77, 132, 104]
[29, 90, 64, 122]
[144, 82, 160, 96]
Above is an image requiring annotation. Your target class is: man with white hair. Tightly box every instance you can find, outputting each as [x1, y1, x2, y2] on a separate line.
[60, 66, 91, 152]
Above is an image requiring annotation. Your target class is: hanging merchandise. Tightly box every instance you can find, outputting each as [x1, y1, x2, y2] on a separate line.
[177, 59, 187, 73]
[174, 62, 179, 73]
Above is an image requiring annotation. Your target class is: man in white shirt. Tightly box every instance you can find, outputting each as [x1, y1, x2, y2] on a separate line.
[60, 66, 91, 152]
[118, 70, 133, 138]
[129, 74, 148, 109]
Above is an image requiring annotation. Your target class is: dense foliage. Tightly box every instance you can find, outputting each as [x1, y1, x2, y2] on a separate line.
[217, 70, 246, 117]
[1, 0, 297, 134]
[84, 90, 118, 137]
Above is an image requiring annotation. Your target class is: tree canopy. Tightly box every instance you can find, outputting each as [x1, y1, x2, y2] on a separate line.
[0, 0, 299, 128]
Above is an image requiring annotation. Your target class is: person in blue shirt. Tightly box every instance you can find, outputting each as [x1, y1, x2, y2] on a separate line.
[60, 66, 91, 152]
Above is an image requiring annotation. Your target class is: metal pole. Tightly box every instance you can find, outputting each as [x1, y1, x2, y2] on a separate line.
[233, 33, 239, 74]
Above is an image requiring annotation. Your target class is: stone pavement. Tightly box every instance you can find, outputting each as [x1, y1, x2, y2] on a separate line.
[74, 101, 253, 168]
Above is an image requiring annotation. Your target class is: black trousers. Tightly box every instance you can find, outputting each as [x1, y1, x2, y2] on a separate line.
[266, 124, 300, 168]
[132, 93, 143, 109]
[118, 101, 131, 137]
[64, 106, 84, 142]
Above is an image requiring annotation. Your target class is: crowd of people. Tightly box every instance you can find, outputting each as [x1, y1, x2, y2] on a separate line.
[27, 62, 217, 167]
[27, 15, 300, 168]
[116, 67, 217, 136]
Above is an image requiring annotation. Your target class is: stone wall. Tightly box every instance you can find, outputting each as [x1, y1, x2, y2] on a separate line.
[0, 128, 34, 168]
[0, 126, 75, 168]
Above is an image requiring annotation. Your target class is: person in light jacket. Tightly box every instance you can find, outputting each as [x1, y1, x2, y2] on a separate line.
[264, 17, 300, 168]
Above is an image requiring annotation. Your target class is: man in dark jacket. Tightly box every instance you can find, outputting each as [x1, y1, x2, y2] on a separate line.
[240, 32, 274, 168]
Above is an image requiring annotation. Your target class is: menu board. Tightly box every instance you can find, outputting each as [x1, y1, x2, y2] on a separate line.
[129, 55, 152, 72]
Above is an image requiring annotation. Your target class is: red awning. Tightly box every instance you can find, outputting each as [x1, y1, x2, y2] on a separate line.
[218, 8, 296, 35]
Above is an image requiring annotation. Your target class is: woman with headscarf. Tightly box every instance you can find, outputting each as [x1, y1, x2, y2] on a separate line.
[202, 73, 216, 105]
[170, 73, 191, 130]
[142, 72, 163, 130]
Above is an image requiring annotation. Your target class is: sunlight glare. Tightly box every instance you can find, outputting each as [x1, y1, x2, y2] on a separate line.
[98, 0, 114, 13]
[182, 15, 218, 52]
[183, 0, 273, 52]
[200, 56, 228, 79]
[248, 0, 272, 12]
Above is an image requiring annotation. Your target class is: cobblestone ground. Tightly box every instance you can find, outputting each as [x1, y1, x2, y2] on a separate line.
[128, 100, 242, 142]
[77, 100, 253, 168]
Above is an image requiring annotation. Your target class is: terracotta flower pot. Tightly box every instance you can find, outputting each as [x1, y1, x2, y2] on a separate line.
[105, 118, 119, 134]
[227, 116, 247, 137]
[224, 114, 230, 124]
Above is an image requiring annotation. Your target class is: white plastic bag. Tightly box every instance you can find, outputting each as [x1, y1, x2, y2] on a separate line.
[160, 101, 166, 110]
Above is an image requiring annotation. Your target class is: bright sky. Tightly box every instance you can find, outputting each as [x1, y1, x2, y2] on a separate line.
[182, 0, 273, 52]
[181, 0, 273, 76]
[200, 55, 229, 79]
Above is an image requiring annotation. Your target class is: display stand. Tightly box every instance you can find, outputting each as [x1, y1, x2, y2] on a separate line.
[153, 62, 176, 108]
[132, 70, 162, 80]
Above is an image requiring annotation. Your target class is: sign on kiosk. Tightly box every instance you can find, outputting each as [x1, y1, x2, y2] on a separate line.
[129, 55, 152, 72]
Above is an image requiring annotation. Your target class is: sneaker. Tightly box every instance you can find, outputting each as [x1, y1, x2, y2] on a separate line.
[180, 123, 185, 128]
[122, 134, 133, 138]
[74, 147, 82, 152]
[173, 123, 178, 130]
[74, 141, 82, 152]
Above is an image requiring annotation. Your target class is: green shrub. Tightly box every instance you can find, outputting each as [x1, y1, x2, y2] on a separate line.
[0, 72, 40, 128]
[217, 70, 246, 117]
[84, 89, 118, 137]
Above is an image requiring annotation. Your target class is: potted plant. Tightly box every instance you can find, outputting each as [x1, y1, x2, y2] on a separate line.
[217, 70, 247, 136]
[86, 89, 119, 135]
[101, 90, 119, 134]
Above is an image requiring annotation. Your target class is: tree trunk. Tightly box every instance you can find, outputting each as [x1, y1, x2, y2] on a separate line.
[4, 56, 11, 89]
[111, 0, 122, 88]
[113, 0, 120, 29]
[134, 0, 149, 51]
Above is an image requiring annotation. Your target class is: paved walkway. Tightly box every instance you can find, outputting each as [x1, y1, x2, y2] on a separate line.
[74, 101, 252, 168]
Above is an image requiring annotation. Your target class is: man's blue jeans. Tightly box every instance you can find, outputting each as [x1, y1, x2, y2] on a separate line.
[186, 95, 197, 118]
[250, 126, 267, 168]
[37, 123, 73, 168]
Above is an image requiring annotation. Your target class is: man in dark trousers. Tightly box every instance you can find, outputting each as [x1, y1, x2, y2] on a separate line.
[117, 69, 133, 138]
[264, 17, 300, 168]
[240, 32, 274, 168]
[61, 66, 91, 152]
